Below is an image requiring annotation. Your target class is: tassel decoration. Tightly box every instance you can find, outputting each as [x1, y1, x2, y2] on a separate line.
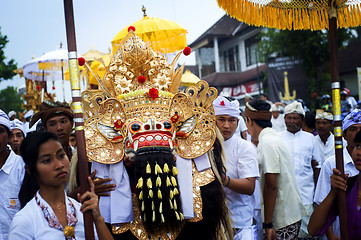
[169, 199, 174, 209]
[139, 191, 143, 200]
[163, 163, 170, 173]
[158, 189, 162, 199]
[171, 176, 177, 187]
[155, 162, 163, 174]
[173, 187, 179, 195]
[156, 176, 161, 187]
[149, 189, 153, 198]
[175, 211, 180, 220]
[146, 162, 151, 174]
[147, 178, 153, 189]
[136, 177, 143, 189]
[166, 176, 172, 187]
[173, 199, 177, 210]
[170, 189, 174, 199]
[172, 166, 179, 176]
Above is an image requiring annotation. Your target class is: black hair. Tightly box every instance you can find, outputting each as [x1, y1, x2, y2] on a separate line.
[355, 130, 361, 144]
[247, 99, 272, 128]
[304, 112, 315, 129]
[133, 147, 183, 234]
[19, 131, 61, 208]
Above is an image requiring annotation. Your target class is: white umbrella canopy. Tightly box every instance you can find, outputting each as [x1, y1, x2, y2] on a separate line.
[22, 45, 75, 102]
[22, 46, 69, 82]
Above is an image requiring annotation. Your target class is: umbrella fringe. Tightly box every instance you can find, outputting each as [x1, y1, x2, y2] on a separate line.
[217, 0, 361, 30]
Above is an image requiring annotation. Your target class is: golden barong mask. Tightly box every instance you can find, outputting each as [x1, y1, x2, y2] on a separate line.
[82, 31, 218, 164]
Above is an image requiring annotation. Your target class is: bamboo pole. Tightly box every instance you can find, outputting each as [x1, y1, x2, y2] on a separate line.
[63, 0, 95, 239]
[328, 1, 348, 239]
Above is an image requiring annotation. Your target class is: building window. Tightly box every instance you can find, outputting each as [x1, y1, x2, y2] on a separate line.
[223, 46, 239, 72]
[245, 36, 259, 66]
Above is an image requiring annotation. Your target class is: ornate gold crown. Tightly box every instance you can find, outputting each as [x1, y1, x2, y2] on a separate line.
[82, 31, 218, 164]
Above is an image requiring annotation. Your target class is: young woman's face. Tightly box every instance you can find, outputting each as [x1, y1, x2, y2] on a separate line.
[36, 139, 70, 188]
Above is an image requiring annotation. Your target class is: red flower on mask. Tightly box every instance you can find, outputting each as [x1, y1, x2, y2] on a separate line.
[128, 26, 136, 32]
[149, 88, 159, 100]
[36, 85, 41, 90]
[171, 114, 180, 123]
[114, 119, 124, 130]
[220, 101, 225, 106]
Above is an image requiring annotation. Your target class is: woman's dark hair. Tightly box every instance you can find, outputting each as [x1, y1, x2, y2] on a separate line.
[247, 99, 272, 128]
[19, 131, 61, 208]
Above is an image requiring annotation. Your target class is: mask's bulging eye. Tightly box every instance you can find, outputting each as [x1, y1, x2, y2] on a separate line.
[164, 121, 172, 129]
[131, 123, 141, 132]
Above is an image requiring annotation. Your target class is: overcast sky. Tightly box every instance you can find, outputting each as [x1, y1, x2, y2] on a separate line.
[0, 0, 226, 98]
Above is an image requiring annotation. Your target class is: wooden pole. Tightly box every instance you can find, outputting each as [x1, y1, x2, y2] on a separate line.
[63, 0, 95, 239]
[328, 2, 348, 239]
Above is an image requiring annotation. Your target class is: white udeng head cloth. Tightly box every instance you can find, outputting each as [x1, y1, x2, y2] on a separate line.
[10, 119, 27, 137]
[0, 109, 11, 132]
[270, 104, 281, 112]
[213, 96, 240, 119]
[213, 96, 241, 119]
[284, 101, 305, 117]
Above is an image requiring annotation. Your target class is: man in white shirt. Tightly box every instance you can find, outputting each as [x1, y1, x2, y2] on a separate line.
[270, 104, 286, 132]
[280, 101, 321, 238]
[244, 99, 304, 240]
[0, 109, 25, 240]
[213, 96, 260, 240]
[314, 110, 334, 167]
[313, 109, 361, 239]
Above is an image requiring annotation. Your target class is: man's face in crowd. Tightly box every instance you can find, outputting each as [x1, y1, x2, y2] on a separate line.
[69, 135, 76, 148]
[352, 140, 361, 172]
[272, 111, 280, 119]
[45, 115, 73, 145]
[284, 113, 303, 134]
[315, 119, 333, 138]
[343, 124, 361, 149]
[9, 129, 24, 154]
[216, 115, 239, 141]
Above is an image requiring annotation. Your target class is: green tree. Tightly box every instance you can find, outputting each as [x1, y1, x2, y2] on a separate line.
[0, 27, 17, 81]
[0, 86, 23, 114]
[258, 28, 355, 94]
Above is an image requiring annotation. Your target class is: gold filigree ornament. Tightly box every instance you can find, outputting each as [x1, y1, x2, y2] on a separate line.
[82, 30, 218, 164]
[63, 225, 75, 239]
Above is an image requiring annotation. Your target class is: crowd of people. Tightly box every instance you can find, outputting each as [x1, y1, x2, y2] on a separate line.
[1, 91, 361, 239]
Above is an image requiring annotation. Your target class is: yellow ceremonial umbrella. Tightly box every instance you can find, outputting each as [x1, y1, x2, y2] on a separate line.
[217, 0, 361, 239]
[111, 6, 187, 54]
[180, 70, 200, 87]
